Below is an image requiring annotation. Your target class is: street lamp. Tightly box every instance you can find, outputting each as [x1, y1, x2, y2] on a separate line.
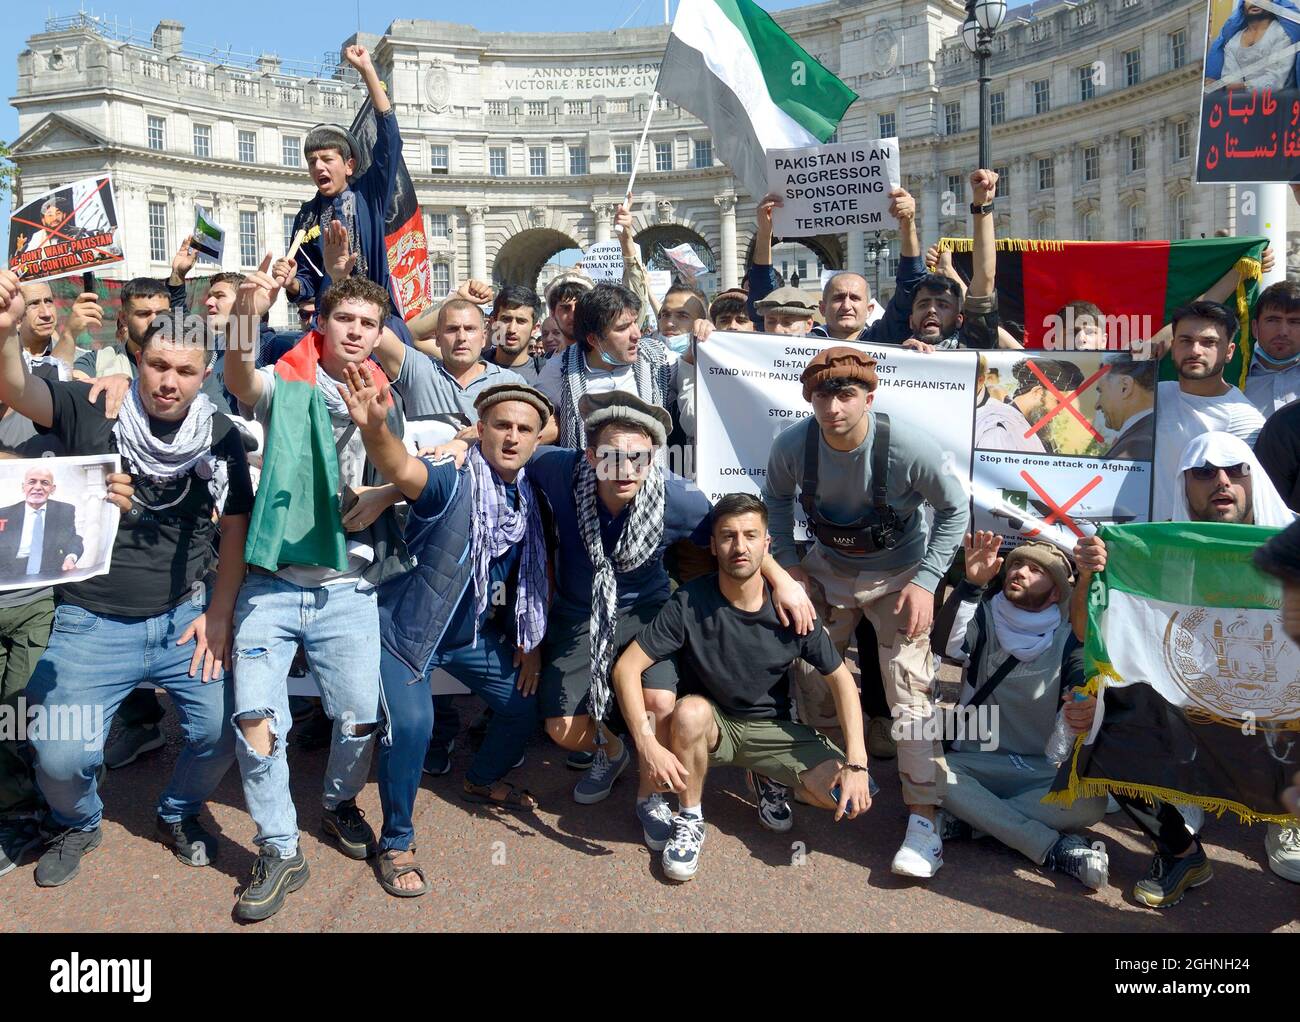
[961, 0, 1006, 172]
[864, 230, 885, 299]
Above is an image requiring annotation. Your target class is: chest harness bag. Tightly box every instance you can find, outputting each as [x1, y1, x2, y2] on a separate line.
[798, 413, 909, 556]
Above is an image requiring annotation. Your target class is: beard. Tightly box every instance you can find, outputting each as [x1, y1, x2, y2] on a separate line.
[1245, 9, 1274, 23]
[1004, 584, 1055, 611]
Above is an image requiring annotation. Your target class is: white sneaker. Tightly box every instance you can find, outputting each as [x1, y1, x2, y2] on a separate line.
[891, 814, 943, 878]
[662, 813, 706, 882]
[1265, 822, 1300, 883]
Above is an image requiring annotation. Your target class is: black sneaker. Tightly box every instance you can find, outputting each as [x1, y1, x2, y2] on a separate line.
[322, 799, 376, 859]
[155, 815, 219, 867]
[103, 723, 165, 769]
[468, 708, 493, 740]
[235, 847, 310, 923]
[292, 707, 333, 751]
[0, 817, 43, 878]
[34, 827, 102, 888]
[1133, 844, 1213, 908]
[565, 749, 595, 770]
[422, 740, 453, 776]
[746, 771, 794, 832]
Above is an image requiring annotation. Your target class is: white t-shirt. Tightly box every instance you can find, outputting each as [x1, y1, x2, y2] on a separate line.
[535, 346, 694, 437]
[1222, 17, 1294, 91]
[1152, 381, 1265, 520]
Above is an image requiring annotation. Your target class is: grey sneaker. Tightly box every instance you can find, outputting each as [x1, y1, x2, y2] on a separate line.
[0, 817, 43, 878]
[1046, 834, 1109, 890]
[104, 723, 165, 770]
[573, 739, 629, 805]
[662, 813, 706, 882]
[746, 771, 793, 832]
[636, 794, 675, 851]
[35, 827, 102, 887]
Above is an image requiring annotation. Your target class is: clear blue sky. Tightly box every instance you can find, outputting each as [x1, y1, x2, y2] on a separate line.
[1, 0, 811, 244]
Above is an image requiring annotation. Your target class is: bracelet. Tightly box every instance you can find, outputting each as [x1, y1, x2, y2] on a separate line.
[842, 762, 869, 773]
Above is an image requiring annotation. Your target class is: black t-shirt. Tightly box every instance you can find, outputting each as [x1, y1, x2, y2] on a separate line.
[637, 573, 843, 719]
[37, 381, 255, 617]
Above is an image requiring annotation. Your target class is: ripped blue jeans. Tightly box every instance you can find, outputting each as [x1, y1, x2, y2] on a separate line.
[231, 572, 380, 858]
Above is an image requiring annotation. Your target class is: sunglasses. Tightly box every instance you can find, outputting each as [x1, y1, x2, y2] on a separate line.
[595, 449, 654, 475]
[1188, 463, 1250, 480]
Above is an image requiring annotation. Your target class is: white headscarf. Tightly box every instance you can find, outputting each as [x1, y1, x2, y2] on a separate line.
[1172, 431, 1295, 527]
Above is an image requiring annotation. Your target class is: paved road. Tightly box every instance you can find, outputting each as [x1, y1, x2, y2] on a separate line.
[4, 694, 1297, 933]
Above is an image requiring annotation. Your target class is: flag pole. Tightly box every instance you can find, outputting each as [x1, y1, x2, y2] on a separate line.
[618, 92, 657, 230]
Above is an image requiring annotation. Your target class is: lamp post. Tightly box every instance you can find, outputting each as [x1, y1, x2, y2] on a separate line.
[961, 0, 1006, 172]
[865, 230, 885, 299]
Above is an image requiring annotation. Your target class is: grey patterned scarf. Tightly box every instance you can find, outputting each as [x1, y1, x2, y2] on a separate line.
[557, 339, 672, 450]
[112, 382, 220, 499]
[467, 445, 548, 653]
[574, 454, 665, 724]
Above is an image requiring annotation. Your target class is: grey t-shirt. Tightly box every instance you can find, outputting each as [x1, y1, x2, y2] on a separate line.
[394, 348, 525, 423]
[763, 414, 969, 592]
[250, 366, 370, 588]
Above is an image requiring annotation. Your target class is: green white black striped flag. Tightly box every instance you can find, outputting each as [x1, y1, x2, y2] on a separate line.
[657, 0, 857, 200]
[1049, 522, 1300, 823]
[191, 206, 224, 262]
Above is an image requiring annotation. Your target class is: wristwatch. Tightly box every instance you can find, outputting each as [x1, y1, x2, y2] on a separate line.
[970, 201, 995, 216]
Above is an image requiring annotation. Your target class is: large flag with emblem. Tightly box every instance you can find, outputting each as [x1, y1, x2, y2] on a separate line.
[1047, 522, 1300, 823]
[939, 236, 1266, 387]
[656, 0, 857, 201]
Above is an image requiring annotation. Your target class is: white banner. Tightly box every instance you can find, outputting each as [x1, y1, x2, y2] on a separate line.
[695, 333, 1157, 552]
[767, 138, 901, 238]
[580, 240, 624, 282]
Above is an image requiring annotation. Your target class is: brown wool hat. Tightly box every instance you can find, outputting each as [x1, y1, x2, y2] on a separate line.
[578, 390, 672, 448]
[799, 346, 879, 402]
[473, 382, 554, 427]
[1004, 540, 1074, 618]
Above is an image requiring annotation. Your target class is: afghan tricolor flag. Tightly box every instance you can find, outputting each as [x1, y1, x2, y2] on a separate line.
[350, 98, 434, 324]
[244, 333, 389, 573]
[940, 236, 1266, 387]
[1047, 523, 1300, 824]
[656, 0, 857, 202]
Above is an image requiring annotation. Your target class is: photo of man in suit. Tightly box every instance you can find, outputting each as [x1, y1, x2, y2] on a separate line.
[0, 467, 84, 582]
[1096, 354, 1157, 462]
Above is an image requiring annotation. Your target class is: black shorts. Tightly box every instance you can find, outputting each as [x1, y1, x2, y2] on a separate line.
[539, 601, 680, 720]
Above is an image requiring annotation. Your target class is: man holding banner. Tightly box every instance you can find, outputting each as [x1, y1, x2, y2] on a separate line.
[764, 347, 967, 878]
[1064, 432, 1300, 905]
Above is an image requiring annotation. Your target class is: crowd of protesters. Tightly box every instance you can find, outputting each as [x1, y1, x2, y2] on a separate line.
[0, 44, 1296, 922]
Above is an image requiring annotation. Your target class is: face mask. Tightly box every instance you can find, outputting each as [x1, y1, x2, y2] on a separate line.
[665, 333, 692, 356]
[598, 347, 634, 368]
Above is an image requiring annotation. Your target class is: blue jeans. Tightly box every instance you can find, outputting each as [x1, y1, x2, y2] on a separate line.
[231, 573, 380, 857]
[26, 600, 235, 832]
[377, 626, 536, 852]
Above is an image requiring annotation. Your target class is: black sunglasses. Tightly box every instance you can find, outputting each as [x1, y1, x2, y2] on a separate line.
[1188, 463, 1249, 480]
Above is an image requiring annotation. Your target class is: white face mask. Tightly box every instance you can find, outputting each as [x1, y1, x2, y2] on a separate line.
[664, 333, 691, 355]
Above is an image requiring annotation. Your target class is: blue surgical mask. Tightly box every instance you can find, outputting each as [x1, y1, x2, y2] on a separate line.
[665, 333, 692, 355]
[598, 347, 634, 368]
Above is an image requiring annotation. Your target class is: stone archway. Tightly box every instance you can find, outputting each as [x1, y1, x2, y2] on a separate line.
[742, 234, 844, 287]
[492, 227, 584, 290]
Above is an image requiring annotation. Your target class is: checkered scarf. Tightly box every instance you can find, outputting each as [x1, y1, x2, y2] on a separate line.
[557, 339, 672, 450]
[574, 453, 665, 724]
[467, 445, 548, 653]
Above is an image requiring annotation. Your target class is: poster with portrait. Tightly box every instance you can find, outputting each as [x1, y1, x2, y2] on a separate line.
[1196, 0, 1300, 182]
[7, 176, 126, 283]
[0, 455, 121, 592]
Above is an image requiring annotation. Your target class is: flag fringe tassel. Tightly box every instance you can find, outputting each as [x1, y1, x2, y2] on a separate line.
[1040, 667, 1297, 825]
[937, 237, 1068, 253]
[1234, 256, 1262, 390]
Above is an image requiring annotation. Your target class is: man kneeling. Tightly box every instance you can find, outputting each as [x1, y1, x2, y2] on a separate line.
[611, 494, 873, 882]
[934, 532, 1108, 890]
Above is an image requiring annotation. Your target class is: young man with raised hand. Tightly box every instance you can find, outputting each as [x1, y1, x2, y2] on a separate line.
[338, 370, 552, 896]
[222, 261, 413, 922]
[934, 532, 1109, 890]
[0, 268, 250, 889]
[274, 44, 400, 312]
[764, 346, 968, 878]
[527, 394, 814, 843]
[612, 493, 872, 882]
[485, 285, 548, 386]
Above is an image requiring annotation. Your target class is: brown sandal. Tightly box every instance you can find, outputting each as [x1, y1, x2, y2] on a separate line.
[378, 847, 430, 898]
[461, 779, 539, 813]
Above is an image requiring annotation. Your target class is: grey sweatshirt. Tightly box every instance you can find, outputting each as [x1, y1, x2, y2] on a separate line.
[763, 414, 969, 592]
